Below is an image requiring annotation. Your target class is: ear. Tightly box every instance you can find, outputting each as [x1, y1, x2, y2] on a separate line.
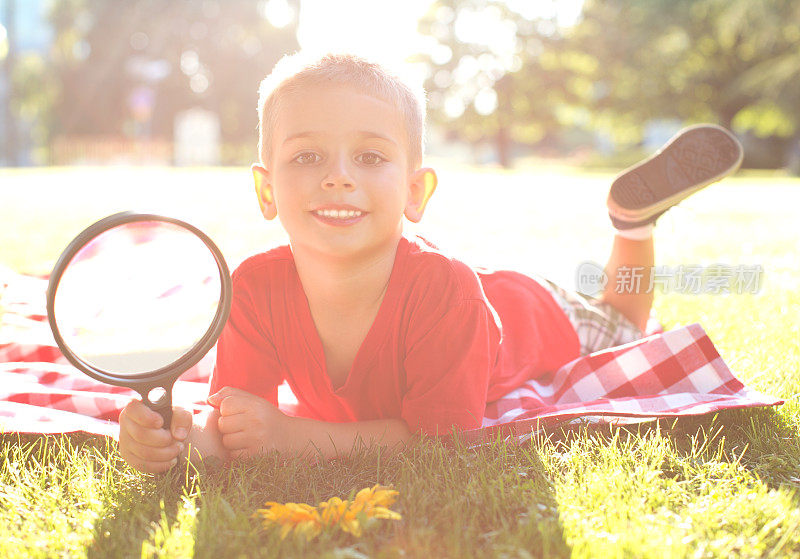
[404, 168, 437, 223]
[252, 164, 277, 220]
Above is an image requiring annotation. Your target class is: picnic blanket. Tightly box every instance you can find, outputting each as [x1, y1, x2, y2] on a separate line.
[0, 264, 783, 442]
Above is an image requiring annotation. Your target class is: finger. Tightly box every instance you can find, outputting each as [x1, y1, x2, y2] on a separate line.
[170, 408, 193, 441]
[217, 413, 247, 435]
[207, 386, 236, 406]
[121, 436, 183, 464]
[220, 431, 251, 451]
[208, 386, 251, 407]
[120, 429, 183, 466]
[120, 448, 179, 474]
[218, 396, 250, 417]
[121, 399, 165, 429]
[122, 414, 174, 448]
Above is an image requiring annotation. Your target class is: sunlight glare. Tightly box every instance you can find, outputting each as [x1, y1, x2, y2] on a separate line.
[0, 23, 7, 60]
[297, 0, 432, 65]
[259, 0, 296, 29]
[293, 0, 584, 96]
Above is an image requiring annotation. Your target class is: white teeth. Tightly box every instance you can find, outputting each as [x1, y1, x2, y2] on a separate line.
[315, 209, 362, 219]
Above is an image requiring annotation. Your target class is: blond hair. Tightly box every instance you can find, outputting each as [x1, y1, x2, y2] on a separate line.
[257, 52, 426, 168]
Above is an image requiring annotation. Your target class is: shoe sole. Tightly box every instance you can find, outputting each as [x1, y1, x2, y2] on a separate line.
[607, 124, 743, 223]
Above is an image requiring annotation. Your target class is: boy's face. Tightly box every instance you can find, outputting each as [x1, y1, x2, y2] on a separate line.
[253, 84, 435, 261]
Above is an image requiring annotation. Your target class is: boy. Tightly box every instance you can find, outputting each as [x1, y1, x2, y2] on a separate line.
[118, 53, 743, 474]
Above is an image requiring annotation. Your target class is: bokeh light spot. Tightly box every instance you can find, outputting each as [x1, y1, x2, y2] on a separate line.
[259, 0, 295, 29]
[130, 31, 149, 51]
[181, 50, 200, 75]
[190, 73, 210, 94]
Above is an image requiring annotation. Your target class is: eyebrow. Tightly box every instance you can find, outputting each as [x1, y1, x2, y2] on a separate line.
[282, 131, 398, 146]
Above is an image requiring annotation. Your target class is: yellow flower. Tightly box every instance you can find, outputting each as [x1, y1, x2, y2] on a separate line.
[318, 496, 349, 525]
[255, 485, 401, 540]
[369, 506, 402, 521]
[254, 501, 322, 541]
[354, 485, 399, 510]
[319, 495, 364, 537]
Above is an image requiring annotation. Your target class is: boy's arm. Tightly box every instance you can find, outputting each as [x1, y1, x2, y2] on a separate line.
[208, 387, 413, 459]
[286, 416, 413, 459]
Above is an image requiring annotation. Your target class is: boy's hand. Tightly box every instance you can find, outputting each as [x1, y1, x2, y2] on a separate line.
[208, 387, 290, 458]
[118, 399, 192, 474]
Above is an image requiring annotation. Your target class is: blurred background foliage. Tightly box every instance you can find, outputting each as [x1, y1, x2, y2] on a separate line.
[419, 0, 800, 170]
[1, 0, 799, 170]
[49, 0, 297, 148]
[2, 0, 299, 165]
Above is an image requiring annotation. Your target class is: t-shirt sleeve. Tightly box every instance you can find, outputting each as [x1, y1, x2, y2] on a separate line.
[401, 299, 496, 435]
[209, 267, 283, 406]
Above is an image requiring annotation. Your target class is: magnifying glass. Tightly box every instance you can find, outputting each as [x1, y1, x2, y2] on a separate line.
[46, 212, 232, 429]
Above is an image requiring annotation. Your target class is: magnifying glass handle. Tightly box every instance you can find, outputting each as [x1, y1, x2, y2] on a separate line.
[153, 399, 173, 431]
[142, 386, 173, 431]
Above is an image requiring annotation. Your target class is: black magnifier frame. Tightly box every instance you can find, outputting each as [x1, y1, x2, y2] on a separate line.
[46, 211, 232, 429]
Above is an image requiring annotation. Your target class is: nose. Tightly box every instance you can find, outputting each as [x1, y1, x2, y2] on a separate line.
[322, 156, 355, 190]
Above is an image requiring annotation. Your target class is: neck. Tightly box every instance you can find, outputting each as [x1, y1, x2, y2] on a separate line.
[291, 239, 402, 311]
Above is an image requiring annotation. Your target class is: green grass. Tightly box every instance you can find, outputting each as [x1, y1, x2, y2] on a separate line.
[1, 165, 799, 557]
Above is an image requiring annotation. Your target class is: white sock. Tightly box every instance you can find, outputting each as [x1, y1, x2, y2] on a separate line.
[615, 223, 654, 241]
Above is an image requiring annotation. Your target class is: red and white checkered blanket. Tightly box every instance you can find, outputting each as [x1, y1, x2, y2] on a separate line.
[0, 265, 783, 441]
[472, 321, 783, 444]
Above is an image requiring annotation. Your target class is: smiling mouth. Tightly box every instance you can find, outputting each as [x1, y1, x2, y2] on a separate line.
[310, 207, 367, 226]
[312, 209, 364, 219]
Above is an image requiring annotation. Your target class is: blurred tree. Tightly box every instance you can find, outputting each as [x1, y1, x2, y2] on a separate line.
[421, 0, 800, 167]
[11, 51, 58, 163]
[418, 0, 578, 167]
[2, 0, 18, 165]
[569, 0, 800, 143]
[48, 0, 299, 163]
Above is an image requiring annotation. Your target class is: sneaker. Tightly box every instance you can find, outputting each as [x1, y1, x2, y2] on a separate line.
[607, 124, 743, 229]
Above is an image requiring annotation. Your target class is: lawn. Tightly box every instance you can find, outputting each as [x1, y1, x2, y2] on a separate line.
[1, 164, 799, 558]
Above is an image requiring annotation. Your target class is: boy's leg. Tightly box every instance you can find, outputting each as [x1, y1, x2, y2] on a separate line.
[598, 235, 654, 332]
[599, 124, 743, 332]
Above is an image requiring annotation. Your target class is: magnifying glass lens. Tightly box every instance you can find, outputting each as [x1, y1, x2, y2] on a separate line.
[53, 221, 222, 375]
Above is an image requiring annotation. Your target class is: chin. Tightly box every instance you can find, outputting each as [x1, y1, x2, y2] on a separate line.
[301, 234, 399, 262]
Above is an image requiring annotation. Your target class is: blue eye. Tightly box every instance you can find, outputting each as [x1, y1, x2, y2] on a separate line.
[356, 152, 385, 166]
[293, 152, 320, 164]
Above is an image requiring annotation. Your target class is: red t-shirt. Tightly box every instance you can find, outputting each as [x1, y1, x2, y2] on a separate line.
[210, 236, 580, 435]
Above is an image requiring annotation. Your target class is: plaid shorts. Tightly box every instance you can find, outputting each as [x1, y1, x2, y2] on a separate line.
[539, 278, 644, 356]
